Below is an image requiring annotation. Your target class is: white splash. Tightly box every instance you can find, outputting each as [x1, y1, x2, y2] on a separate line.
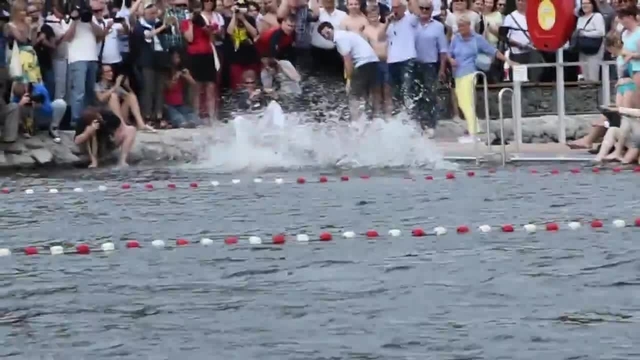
[200, 101, 454, 173]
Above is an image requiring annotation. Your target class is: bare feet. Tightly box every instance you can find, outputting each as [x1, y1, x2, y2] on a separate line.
[604, 152, 623, 162]
[138, 124, 157, 133]
[88, 162, 98, 168]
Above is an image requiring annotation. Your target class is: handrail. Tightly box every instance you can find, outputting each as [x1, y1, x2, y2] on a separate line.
[498, 88, 516, 166]
[473, 71, 491, 157]
[513, 60, 617, 69]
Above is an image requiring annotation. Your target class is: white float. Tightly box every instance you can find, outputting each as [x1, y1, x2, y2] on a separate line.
[248, 236, 262, 245]
[296, 234, 310, 242]
[388, 229, 401, 237]
[50, 246, 64, 255]
[201, 238, 214, 246]
[523, 224, 537, 233]
[151, 239, 166, 248]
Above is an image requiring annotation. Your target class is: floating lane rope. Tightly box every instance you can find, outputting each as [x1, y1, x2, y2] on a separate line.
[1, 217, 638, 257]
[2, 167, 640, 195]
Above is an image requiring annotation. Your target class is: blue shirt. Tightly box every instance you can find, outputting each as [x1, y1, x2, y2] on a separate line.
[623, 28, 640, 72]
[449, 32, 497, 78]
[12, 83, 53, 118]
[414, 19, 448, 64]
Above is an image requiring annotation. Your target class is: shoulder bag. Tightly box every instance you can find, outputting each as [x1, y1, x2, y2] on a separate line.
[472, 35, 493, 72]
[573, 15, 603, 55]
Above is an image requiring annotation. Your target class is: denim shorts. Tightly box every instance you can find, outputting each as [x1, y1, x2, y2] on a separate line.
[375, 62, 390, 85]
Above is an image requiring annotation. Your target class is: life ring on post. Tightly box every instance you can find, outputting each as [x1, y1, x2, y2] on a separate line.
[526, 0, 577, 51]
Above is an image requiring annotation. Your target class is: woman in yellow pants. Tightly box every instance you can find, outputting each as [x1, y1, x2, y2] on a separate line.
[448, 15, 515, 143]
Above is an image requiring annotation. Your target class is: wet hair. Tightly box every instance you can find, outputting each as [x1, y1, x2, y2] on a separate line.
[317, 21, 333, 34]
[81, 107, 102, 125]
[605, 31, 623, 48]
[617, 6, 637, 18]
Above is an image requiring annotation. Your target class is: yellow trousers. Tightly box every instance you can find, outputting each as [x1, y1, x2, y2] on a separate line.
[454, 73, 477, 135]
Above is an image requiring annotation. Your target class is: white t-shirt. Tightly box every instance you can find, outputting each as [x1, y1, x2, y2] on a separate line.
[46, 14, 70, 60]
[68, 18, 99, 63]
[311, 8, 347, 50]
[115, 8, 131, 53]
[386, 12, 418, 63]
[445, 10, 480, 34]
[502, 10, 531, 54]
[98, 20, 123, 64]
[333, 29, 379, 68]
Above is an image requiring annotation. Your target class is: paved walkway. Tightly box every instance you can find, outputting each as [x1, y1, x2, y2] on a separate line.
[437, 142, 594, 162]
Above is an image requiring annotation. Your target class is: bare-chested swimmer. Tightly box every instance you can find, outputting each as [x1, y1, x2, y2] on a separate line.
[362, 5, 391, 118]
[340, 0, 369, 33]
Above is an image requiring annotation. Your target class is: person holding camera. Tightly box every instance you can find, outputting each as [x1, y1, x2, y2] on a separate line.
[133, 2, 173, 126]
[5, 0, 43, 84]
[60, 0, 109, 127]
[164, 49, 198, 128]
[46, 2, 71, 101]
[180, 3, 222, 121]
[73, 106, 136, 168]
[226, 2, 260, 90]
[7, 82, 67, 142]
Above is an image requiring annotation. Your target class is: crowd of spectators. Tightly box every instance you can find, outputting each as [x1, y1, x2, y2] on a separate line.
[0, 0, 627, 167]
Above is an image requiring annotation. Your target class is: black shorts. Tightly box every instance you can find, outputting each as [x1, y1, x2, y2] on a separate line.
[188, 53, 217, 83]
[351, 61, 379, 99]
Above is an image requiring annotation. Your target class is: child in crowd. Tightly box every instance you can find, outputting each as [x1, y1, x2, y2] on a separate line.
[164, 50, 199, 128]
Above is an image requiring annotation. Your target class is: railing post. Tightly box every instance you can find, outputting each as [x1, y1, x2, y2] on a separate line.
[513, 80, 523, 150]
[556, 49, 566, 144]
[601, 63, 611, 106]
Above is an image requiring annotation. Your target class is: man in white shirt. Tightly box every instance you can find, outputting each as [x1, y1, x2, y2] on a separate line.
[386, 0, 418, 111]
[318, 21, 379, 121]
[310, 0, 347, 75]
[46, 3, 70, 101]
[61, 0, 107, 126]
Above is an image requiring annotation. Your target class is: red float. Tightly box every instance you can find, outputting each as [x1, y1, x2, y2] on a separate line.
[526, 0, 576, 51]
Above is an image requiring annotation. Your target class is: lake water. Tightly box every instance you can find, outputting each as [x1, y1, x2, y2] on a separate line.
[0, 164, 639, 360]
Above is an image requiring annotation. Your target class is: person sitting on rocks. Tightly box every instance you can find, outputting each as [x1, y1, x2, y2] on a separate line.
[9, 82, 66, 143]
[95, 64, 156, 133]
[74, 107, 137, 168]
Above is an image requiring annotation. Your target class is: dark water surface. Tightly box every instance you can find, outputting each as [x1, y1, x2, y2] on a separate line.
[0, 165, 639, 360]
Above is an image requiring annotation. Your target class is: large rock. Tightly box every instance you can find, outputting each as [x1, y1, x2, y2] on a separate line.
[0, 114, 598, 170]
[30, 148, 53, 165]
[5, 153, 35, 168]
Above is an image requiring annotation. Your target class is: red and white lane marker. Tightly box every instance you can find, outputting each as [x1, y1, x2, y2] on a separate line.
[2, 167, 640, 194]
[0, 166, 640, 195]
[0, 218, 637, 257]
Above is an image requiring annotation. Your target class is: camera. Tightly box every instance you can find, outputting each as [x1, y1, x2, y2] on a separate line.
[69, 0, 93, 23]
[113, 16, 125, 23]
[191, 11, 206, 27]
[27, 83, 45, 104]
[234, 0, 247, 12]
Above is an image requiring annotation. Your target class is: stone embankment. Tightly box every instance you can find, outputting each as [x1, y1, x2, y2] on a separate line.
[0, 114, 600, 169]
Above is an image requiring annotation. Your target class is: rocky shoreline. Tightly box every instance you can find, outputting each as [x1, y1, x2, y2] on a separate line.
[0, 114, 600, 170]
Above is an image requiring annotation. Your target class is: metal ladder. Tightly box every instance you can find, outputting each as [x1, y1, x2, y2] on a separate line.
[472, 71, 497, 165]
[497, 88, 518, 166]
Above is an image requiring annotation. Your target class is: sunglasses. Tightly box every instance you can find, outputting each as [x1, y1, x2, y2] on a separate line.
[419, 6, 432, 10]
[497, 3, 505, 5]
